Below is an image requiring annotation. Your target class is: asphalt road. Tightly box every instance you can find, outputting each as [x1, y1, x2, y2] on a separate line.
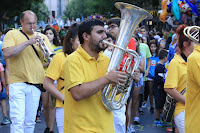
[0, 99, 171, 133]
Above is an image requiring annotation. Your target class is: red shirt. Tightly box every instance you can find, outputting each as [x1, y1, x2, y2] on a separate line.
[120, 37, 136, 70]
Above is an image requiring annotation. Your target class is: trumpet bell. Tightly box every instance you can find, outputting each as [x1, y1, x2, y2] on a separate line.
[32, 29, 55, 61]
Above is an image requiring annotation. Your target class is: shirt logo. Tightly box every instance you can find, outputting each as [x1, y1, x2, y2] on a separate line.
[151, 60, 157, 66]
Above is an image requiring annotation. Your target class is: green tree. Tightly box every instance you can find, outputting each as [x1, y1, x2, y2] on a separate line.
[64, 0, 160, 19]
[30, 1, 50, 22]
[64, 0, 116, 19]
[0, 0, 48, 30]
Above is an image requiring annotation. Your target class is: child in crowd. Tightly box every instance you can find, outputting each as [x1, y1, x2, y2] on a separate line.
[0, 62, 10, 125]
[152, 49, 168, 127]
[147, 39, 159, 114]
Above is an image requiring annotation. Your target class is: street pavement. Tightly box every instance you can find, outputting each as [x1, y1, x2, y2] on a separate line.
[0, 99, 171, 133]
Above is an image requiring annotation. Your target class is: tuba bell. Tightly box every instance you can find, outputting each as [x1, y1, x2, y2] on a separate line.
[101, 2, 153, 111]
[183, 26, 200, 43]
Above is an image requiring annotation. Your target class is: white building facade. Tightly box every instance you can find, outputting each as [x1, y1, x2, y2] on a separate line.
[44, 0, 71, 19]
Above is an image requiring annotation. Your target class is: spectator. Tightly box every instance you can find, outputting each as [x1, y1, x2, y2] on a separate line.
[152, 49, 168, 127]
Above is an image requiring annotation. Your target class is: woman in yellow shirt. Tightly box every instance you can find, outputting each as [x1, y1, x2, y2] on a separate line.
[185, 28, 200, 133]
[43, 23, 80, 133]
[164, 24, 194, 133]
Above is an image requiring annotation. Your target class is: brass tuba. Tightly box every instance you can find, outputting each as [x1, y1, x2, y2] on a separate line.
[32, 29, 55, 61]
[101, 2, 153, 111]
[183, 26, 200, 43]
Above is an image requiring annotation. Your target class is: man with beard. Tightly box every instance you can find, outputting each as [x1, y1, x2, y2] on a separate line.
[63, 19, 128, 133]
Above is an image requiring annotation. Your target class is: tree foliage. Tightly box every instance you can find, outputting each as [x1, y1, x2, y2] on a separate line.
[64, 0, 160, 19]
[64, 0, 116, 19]
[0, 0, 49, 30]
[0, 0, 40, 20]
[30, 1, 50, 22]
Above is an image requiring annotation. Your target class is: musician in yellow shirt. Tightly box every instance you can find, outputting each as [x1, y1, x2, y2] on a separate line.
[164, 24, 194, 133]
[185, 33, 200, 132]
[63, 19, 130, 133]
[43, 23, 79, 133]
[2, 10, 52, 133]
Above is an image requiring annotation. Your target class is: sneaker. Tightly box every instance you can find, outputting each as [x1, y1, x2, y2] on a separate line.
[154, 120, 164, 127]
[1, 116, 11, 125]
[130, 124, 136, 132]
[36, 116, 41, 123]
[142, 102, 147, 108]
[133, 117, 140, 125]
[150, 107, 154, 114]
[166, 127, 173, 132]
[139, 107, 144, 115]
[126, 127, 132, 133]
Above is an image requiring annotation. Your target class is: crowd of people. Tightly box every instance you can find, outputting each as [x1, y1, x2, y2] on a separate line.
[0, 9, 199, 133]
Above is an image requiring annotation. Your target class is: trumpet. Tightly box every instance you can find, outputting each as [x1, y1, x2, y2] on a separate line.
[183, 26, 200, 43]
[32, 29, 55, 61]
[101, 2, 153, 111]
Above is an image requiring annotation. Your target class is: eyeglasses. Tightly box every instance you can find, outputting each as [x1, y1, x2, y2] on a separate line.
[108, 25, 118, 30]
[25, 22, 37, 26]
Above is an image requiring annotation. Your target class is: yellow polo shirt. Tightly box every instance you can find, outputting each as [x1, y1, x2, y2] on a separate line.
[3, 30, 52, 84]
[185, 45, 200, 133]
[164, 54, 186, 117]
[44, 44, 62, 72]
[63, 45, 115, 133]
[46, 52, 67, 108]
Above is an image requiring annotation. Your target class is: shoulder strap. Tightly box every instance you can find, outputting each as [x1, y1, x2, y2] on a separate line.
[180, 88, 186, 95]
[59, 77, 64, 81]
[60, 86, 64, 91]
[20, 30, 40, 59]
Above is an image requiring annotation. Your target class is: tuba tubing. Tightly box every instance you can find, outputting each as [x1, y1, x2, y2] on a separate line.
[101, 2, 152, 111]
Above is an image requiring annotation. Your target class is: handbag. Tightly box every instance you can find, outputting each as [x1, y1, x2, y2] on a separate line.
[162, 88, 186, 122]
